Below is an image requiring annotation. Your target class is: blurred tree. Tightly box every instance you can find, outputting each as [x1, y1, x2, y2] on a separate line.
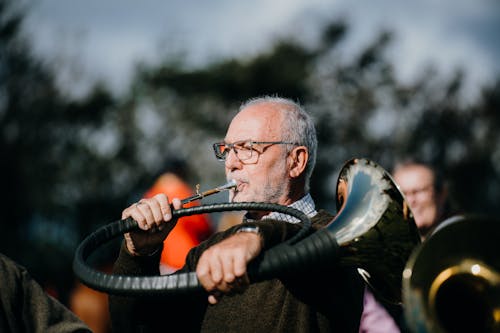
[116, 37, 317, 190]
[121, 18, 500, 217]
[139, 40, 314, 104]
[306, 29, 500, 216]
[0, 0, 124, 303]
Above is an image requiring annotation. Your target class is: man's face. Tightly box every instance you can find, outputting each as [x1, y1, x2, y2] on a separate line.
[393, 165, 441, 233]
[223, 104, 291, 205]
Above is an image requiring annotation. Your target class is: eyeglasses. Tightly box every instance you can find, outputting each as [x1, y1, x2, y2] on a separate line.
[402, 184, 434, 197]
[212, 140, 298, 162]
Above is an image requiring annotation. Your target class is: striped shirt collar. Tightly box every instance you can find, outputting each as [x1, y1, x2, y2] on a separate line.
[245, 193, 318, 224]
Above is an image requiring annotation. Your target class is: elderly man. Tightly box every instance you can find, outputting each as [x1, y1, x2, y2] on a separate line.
[110, 97, 366, 332]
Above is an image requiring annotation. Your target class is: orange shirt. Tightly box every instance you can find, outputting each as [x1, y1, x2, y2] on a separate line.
[143, 173, 213, 271]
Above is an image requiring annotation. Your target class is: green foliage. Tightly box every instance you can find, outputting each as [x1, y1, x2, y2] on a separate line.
[0, 0, 134, 301]
[139, 40, 314, 103]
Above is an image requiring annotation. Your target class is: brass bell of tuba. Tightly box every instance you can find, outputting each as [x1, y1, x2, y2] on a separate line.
[402, 215, 500, 333]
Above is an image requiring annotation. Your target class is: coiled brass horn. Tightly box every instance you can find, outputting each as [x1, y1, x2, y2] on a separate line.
[402, 216, 500, 333]
[73, 158, 420, 304]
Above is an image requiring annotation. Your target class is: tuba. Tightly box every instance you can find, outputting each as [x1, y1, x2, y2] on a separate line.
[402, 215, 500, 332]
[73, 158, 420, 304]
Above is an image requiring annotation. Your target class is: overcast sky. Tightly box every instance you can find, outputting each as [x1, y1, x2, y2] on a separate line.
[22, 0, 500, 101]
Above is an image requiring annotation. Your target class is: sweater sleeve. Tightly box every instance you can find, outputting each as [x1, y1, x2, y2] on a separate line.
[178, 218, 310, 273]
[108, 211, 343, 333]
[108, 242, 163, 332]
[112, 241, 163, 276]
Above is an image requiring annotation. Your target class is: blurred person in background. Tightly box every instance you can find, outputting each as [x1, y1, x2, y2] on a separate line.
[69, 159, 213, 332]
[360, 157, 456, 332]
[70, 266, 112, 333]
[141, 158, 214, 274]
[359, 288, 401, 333]
[390, 159, 462, 332]
[0, 252, 91, 332]
[392, 159, 456, 239]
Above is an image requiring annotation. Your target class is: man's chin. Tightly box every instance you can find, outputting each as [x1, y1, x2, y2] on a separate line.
[231, 197, 244, 203]
[230, 193, 251, 203]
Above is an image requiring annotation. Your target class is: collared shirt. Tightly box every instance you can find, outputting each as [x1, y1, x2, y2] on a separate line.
[245, 193, 318, 224]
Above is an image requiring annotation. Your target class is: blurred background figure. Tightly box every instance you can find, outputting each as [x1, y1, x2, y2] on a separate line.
[359, 288, 401, 333]
[69, 278, 111, 333]
[142, 158, 214, 274]
[69, 248, 115, 332]
[361, 158, 461, 332]
[68, 158, 214, 331]
[0, 253, 91, 332]
[392, 159, 457, 239]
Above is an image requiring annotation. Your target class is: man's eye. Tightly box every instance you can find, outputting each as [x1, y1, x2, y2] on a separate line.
[237, 143, 252, 151]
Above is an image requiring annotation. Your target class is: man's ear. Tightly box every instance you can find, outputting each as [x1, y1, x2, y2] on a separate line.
[288, 146, 308, 179]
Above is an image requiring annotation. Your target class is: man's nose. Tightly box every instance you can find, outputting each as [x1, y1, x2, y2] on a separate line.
[404, 192, 418, 206]
[225, 148, 242, 170]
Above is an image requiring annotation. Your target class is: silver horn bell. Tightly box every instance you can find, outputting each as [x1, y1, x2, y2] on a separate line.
[328, 158, 421, 304]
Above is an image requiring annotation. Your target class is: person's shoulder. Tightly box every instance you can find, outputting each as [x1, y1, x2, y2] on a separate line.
[0, 253, 26, 277]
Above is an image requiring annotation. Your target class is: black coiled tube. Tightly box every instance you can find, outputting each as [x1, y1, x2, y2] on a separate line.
[73, 202, 334, 296]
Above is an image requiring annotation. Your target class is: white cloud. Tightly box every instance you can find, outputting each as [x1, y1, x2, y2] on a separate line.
[21, 0, 500, 100]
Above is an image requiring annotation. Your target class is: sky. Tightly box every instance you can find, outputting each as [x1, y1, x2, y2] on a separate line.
[21, 0, 500, 101]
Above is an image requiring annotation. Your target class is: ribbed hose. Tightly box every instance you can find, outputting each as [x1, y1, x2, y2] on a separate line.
[73, 202, 337, 296]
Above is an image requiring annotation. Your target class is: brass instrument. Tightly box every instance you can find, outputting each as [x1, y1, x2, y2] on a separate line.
[180, 179, 237, 205]
[402, 216, 500, 332]
[326, 157, 421, 303]
[253, 157, 421, 304]
[74, 158, 421, 303]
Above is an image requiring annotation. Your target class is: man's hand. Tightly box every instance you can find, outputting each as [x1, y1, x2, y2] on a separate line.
[196, 231, 263, 304]
[121, 194, 182, 256]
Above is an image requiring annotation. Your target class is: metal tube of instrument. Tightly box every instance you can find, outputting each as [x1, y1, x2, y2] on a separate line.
[180, 179, 237, 206]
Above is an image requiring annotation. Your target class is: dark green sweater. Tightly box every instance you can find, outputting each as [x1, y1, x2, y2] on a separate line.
[0, 253, 91, 333]
[110, 210, 364, 332]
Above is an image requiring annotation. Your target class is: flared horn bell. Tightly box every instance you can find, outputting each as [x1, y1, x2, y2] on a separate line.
[252, 158, 421, 304]
[403, 215, 500, 333]
[326, 158, 421, 304]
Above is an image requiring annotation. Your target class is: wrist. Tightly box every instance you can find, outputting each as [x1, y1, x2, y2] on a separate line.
[129, 245, 162, 257]
[236, 225, 264, 248]
[124, 233, 162, 257]
[237, 225, 260, 235]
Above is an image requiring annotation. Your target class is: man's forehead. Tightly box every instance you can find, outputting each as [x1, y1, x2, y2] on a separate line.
[225, 107, 282, 141]
[395, 167, 434, 188]
[397, 165, 434, 180]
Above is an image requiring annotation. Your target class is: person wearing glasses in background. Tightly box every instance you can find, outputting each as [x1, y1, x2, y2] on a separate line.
[110, 96, 371, 332]
[392, 159, 456, 240]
